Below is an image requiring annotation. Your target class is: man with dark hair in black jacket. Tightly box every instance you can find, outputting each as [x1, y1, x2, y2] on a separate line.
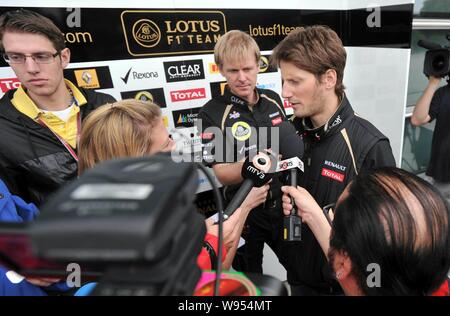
[0, 9, 115, 206]
[271, 25, 396, 295]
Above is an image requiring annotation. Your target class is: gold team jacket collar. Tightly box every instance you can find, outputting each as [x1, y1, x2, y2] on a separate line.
[11, 79, 87, 120]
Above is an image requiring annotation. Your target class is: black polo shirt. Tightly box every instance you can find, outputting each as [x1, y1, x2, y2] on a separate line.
[198, 87, 287, 165]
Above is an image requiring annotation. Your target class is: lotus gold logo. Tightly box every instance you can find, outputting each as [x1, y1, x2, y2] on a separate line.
[132, 19, 161, 48]
[135, 91, 154, 102]
[258, 55, 277, 74]
[232, 121, 252, 141]
[259, 56, 269, 73]
[121, 10, 227, 57]
[74, 69, 100, 89]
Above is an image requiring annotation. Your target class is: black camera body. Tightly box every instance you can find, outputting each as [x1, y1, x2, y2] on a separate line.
[419, 35, 450, 78]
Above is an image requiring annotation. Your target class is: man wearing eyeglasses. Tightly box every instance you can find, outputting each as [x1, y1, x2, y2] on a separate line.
[0, 9, 115, 207]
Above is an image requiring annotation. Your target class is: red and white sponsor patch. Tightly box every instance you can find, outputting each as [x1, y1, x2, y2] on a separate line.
[321, 168, 345, 182]
[0, 78, 20, 93]
[170, 87, 206, 102]
[200, 132, 214, 140]
[271, 117, 282, 126]
[283, 100, 292, 108]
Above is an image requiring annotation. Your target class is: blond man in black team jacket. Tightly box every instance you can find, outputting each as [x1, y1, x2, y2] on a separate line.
[198, 30, 288, 274]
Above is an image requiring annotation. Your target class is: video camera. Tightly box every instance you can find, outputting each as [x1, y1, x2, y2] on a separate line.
[419, 34, 450, 78]
[0, 155, 287, 296]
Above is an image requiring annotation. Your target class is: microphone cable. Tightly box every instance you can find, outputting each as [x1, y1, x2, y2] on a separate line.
[170, 128, 224, 296]
[195, 163, 224, 296]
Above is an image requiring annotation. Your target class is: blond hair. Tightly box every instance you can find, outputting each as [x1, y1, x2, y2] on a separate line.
[214, 30, 260, 68]
[78, 99, 161, 174]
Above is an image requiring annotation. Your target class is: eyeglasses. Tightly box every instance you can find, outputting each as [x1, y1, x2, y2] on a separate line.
[322, 203, 335, 226]
[2, 51, 60, 64]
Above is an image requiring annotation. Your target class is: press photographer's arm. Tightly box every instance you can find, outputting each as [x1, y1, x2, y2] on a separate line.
[411, 76, 442, 126]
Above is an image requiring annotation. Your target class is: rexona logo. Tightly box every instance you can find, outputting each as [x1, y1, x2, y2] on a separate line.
[121, 67, 158, 84]
[64, 66, 114, 90]
[172, 107, 201, 128]
[121, 10, 227, 57]
[0, 78, 20, 93]
[170, 88, 206, 102]
[121, 88, 166, 108]
[163, 59, 205, 82]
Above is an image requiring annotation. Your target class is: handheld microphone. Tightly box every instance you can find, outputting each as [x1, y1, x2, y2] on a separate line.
[279, 122, 304, 242]
[222, 152, 274, 220]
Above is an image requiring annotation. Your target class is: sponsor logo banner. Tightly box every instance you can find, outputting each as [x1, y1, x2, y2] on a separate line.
[257, 82, 276, 90]
[0, 7, 412, 64]
[121, 88, 166, 107]
[172, 107, 201, 128]
[64, 66, 113, 89]
[162, 115, 169, 127]
[209, 63, 220, 74]
[120, 67, 159, 84]
[163, 59, 205, 82]
[0, 78, 20, 93]
[210, 81, 228, 98]
[271, 117, 282, 126]
[170, 87, 206, 102]
[73, 69, 100, 89]
[258, 55, 278, 73]
[121, 10, 227, 57]
[321, 168, 345, 183]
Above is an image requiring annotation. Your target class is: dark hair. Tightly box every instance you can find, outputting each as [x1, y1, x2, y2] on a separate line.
[0, 9, 65, 52]
[271, 25, 346, 96]
[330, 167, 450, 295]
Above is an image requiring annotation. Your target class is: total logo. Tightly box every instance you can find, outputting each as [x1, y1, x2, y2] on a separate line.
[231, 121, 251, 141]
[170, 87, 206, 102]
[0, 78, 20, 93]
